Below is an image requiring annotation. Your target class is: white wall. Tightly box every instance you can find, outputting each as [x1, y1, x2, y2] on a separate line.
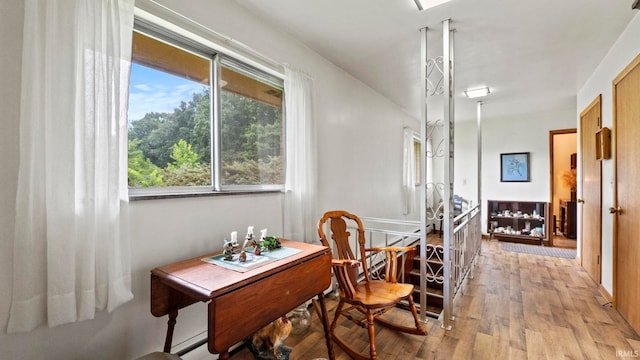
[452, 107, 577, 235]
[454, 120, 480, 204]
[0, 1, 419, 359]
[479, 108, 577, 234]
[577, 12, 640, 296]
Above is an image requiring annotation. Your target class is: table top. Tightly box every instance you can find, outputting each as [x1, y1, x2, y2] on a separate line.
[151, 240, 331, 302]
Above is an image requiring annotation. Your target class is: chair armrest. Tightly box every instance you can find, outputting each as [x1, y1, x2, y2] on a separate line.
[331, 259, 360, 268]
[365, 246, 416, 253]
[331, 259, 360, 298]
[331, 259, 360, 291]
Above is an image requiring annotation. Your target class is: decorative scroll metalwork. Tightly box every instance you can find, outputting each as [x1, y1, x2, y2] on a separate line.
[425, 244, 444, 285]
[426, 120, 446, 223]
[426, 56, 445, 97]
[426, 183, 444, 222]
[426, 120, 446, 158]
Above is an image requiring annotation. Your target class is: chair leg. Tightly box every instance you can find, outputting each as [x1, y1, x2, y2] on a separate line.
[330, 299, 345, 333]
[407, 295, 427, 335]
[366, 310, 377, 360]
[330, 301, 371, 360]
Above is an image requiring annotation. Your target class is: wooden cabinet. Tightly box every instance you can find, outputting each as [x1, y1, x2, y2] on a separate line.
[559, 199, 577, 239]
[487, 200, 550, 246]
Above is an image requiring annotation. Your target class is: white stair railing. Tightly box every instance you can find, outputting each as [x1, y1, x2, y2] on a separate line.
[340, 212, 482, 326]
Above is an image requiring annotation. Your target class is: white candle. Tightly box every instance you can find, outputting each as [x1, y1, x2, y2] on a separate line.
[231, 231, 237, 243]
[247, 226, 254, 236]
[260, 228, 267, 239]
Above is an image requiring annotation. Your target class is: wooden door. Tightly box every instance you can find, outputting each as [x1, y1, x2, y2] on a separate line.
[613, 54, 640, 334]
[579, 96, 602, 284]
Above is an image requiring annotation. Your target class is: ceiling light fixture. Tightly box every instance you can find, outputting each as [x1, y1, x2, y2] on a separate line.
[464, 87, 490, 99]
[633, 0, 640, 10]
[414, 0, 452, 11]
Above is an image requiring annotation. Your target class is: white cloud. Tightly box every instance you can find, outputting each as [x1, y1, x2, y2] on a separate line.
[128, 82, 206, 123]
[133, 83, 153, 92]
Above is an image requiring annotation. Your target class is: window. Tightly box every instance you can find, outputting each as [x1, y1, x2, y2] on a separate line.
[127, 24, 284, 196]
[219, 59, 284, 187]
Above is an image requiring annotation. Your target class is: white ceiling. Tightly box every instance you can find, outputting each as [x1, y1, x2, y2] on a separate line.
[233, 0, 637, 122]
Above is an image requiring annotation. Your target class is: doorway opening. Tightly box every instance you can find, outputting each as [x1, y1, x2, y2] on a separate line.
[549, 129, 577, 249]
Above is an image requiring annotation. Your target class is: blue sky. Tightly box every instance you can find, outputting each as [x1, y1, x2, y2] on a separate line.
[127, 63, 207, 124]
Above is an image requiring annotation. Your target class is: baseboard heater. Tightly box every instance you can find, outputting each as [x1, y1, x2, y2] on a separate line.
[172, 331, 243, 357]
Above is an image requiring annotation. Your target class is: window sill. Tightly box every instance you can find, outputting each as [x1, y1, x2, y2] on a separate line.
[129, 189, 283, 201]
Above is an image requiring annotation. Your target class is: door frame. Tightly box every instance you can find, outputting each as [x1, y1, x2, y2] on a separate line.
[612, 53, 640, 308]
[548, 128, 577, 247]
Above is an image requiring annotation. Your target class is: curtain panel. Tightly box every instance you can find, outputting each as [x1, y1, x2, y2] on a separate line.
[403, 128, 434, 214]
[8, 0, 135, 332]
[402, 128, 417, 215]
[283, 66, 317, 243]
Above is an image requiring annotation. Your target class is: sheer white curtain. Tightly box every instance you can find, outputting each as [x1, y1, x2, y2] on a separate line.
[8, 0, 135, 332]
[403, 129, 434, 214]
[402, 128, 417, 215]
[283, 66, 316, 243]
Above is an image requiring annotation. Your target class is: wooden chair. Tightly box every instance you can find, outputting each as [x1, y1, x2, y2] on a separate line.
[318, 210, 427, 360]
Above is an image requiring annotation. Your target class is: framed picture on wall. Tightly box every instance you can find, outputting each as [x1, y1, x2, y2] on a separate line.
[500, 152, 530, 182]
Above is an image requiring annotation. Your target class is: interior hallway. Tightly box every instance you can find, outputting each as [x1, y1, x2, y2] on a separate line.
[220, 239, 639, 360]
[552, 234, 577, 249]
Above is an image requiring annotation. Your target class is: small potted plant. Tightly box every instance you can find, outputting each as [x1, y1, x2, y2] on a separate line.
[561, 169, 577, 201]
[261, 236, 282, 250]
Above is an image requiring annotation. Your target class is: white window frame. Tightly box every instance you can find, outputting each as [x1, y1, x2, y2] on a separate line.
[128, 15, 286, 199]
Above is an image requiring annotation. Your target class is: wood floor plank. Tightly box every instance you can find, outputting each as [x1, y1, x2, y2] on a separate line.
[595, 341, 620, 360]
[626, 337, 640, 352]
[543, 324, 582, 359]
[509, 346, 528, 360]
[564, 309, 602, 360]
[553, 279, 577, 311]
[491, 315, 510, 341]
[448, 316, 479, 342]
[524, 329, 547, 359]
[490, 337, 510, 360]
[586, 321, 632, 353]
[471, 332, 493, 360]
[449, 339, 473, 360]
[509, 309, 527, 351]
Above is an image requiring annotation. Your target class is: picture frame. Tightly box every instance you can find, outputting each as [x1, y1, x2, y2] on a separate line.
[500, 152, 530, 182]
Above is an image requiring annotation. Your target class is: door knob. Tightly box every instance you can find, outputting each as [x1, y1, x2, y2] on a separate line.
[577, 199, 585, 204]
[609, 207, 623, 214]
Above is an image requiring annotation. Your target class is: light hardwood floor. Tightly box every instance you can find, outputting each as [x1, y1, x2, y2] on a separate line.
[203, 240, 640, 359]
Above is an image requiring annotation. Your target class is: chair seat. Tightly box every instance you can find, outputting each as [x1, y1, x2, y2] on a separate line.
[351, 280, 414, 308]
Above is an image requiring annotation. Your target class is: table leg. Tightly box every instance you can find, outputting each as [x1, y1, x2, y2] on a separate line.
[163, 307, 179, 353]
[317, 292, 335, 360]
[218, 350, 230, 360]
